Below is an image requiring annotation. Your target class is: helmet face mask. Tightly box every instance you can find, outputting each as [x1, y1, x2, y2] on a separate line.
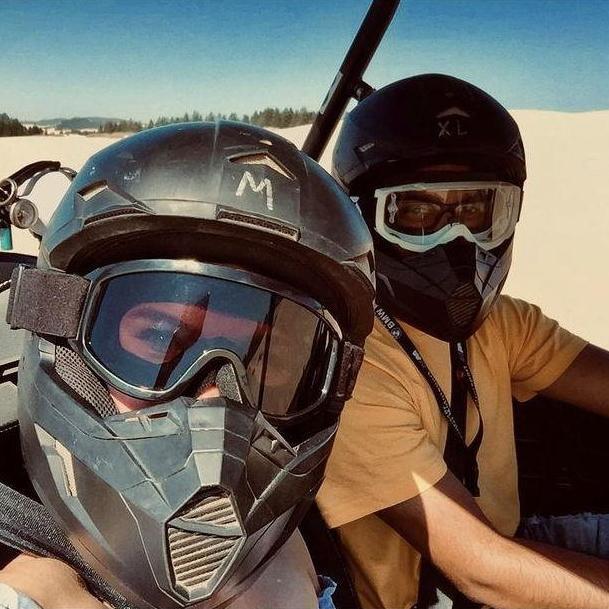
[12, 121, 375, 608]
[333, 73, 526, 342]
[19, 333, 336, 607]
[374, 234, 514, 342]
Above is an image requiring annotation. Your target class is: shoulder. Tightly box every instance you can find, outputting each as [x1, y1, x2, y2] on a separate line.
[0, 555, 105, 609]
[483, 295, 551, 344]
[358, 319, 426, 397]
[0, 583, 44, 609]
[488, 294, 543, 325]
[486, 295, 585, 346]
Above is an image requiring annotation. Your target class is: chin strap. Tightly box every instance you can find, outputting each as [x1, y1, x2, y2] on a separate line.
[0, 481, 134, 609]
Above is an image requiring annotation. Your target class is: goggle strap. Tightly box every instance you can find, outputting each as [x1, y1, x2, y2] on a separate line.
[7, 266, 89, 338]
[332, 341, 364, 402]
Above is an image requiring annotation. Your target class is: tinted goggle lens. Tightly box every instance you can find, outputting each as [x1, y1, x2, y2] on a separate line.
[384, 189, 494, 234]
[85, 271, 338, 417]
[375, 182, 522, 252]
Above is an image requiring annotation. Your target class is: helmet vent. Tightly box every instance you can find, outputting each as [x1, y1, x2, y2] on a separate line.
[83, 208, 148, 225]
[168, 491, 242, 600]
[216, 209, 299, 240]
[55, 345, 118, 417]
[230, 152, 294, 180]
[79, 181, 108, 201]
[445, 282, 481, 328]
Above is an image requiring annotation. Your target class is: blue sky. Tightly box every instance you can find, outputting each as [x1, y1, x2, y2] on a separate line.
[2, 0, 608, 121]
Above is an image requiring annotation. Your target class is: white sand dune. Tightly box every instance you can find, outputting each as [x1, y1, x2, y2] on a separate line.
[1, 111, 608, 347]
[0, 135, 119, 254]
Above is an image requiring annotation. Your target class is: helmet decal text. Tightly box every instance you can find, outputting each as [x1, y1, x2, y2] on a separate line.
[436, 107, 471, 138]
[437, 117, 469, 138]
[236, 170, 274, 210]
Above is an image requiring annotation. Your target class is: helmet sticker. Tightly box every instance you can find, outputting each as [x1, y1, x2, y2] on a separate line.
[236, 170, 274, 210]
[387, 193, 398, 224]
[437, 117, 469, 138]
[436, 107, 471, 138]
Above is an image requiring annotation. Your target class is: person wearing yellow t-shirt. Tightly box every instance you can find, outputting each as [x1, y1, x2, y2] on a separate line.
[316, 74, 609, 609]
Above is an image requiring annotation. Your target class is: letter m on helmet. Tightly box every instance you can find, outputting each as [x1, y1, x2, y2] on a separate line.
[236, 170, 274, 210]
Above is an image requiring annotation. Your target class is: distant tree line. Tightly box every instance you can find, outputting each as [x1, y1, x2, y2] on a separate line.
[0, 113, 43, 137]
[98, 119, 145, 134]
[249, 107, 316, 128]
[98, 107, 317, 133]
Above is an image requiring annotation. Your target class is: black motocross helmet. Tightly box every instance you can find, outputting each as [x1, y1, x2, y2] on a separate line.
[9, 121, 375, 608]
[333, 73, 526, 341]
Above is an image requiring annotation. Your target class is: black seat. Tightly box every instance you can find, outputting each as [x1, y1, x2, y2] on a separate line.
[515, 395, 609, 517]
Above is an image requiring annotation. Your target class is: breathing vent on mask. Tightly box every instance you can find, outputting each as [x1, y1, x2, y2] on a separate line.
[167, 488, 244, 601]
[445, 282, 481, 328]
[54, 345, 118, 417]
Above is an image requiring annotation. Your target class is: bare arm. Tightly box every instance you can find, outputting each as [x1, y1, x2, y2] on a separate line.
[542, 344, 609, 418]
[379, 471, 609, 609]
[0, 554, 105, 609]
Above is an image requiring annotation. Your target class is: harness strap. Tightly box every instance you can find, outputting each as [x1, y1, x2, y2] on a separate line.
[0, 481, 133, 609]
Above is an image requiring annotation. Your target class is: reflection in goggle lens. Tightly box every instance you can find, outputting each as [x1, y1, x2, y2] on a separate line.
[86, 272, 337, 418]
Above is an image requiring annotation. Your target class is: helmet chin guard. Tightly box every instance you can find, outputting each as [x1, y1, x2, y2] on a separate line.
[19, 345, 334, 607]
[375, 236, 513, 342]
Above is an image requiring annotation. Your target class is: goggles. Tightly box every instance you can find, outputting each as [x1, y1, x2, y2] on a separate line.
[8, 260, 362, 420]
[374, 181, 522, 253]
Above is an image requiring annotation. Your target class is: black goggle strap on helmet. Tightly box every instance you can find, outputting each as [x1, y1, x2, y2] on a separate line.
[6, 266, 90, 338]
[6, 265, 363, 409]
[326, 340, 365, 415]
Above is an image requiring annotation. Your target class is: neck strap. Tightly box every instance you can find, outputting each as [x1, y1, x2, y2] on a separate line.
[374, 303, 483, 496]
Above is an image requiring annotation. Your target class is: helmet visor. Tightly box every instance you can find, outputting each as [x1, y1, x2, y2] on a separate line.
[374, 181, 522, 252]
[81, 266, 339, 418]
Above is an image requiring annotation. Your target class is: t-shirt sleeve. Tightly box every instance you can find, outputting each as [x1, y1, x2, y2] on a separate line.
[494, 296, 588, 402]
[316, 358, 447, 529]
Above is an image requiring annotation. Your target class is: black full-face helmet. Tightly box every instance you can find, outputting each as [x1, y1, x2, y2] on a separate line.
[8, 121, 375, 608]
[333, 73, 526, 342]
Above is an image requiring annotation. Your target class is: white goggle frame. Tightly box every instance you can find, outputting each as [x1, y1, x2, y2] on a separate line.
[374, 181, 523, 253]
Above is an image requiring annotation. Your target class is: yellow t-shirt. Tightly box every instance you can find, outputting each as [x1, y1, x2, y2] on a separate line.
[316, 295, 588, 609]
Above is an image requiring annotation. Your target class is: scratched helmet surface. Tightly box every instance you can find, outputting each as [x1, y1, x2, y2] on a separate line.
[16, 121, 375, 608]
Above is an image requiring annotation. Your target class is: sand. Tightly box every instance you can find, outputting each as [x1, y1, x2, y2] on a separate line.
[1, 111, 608, 347]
